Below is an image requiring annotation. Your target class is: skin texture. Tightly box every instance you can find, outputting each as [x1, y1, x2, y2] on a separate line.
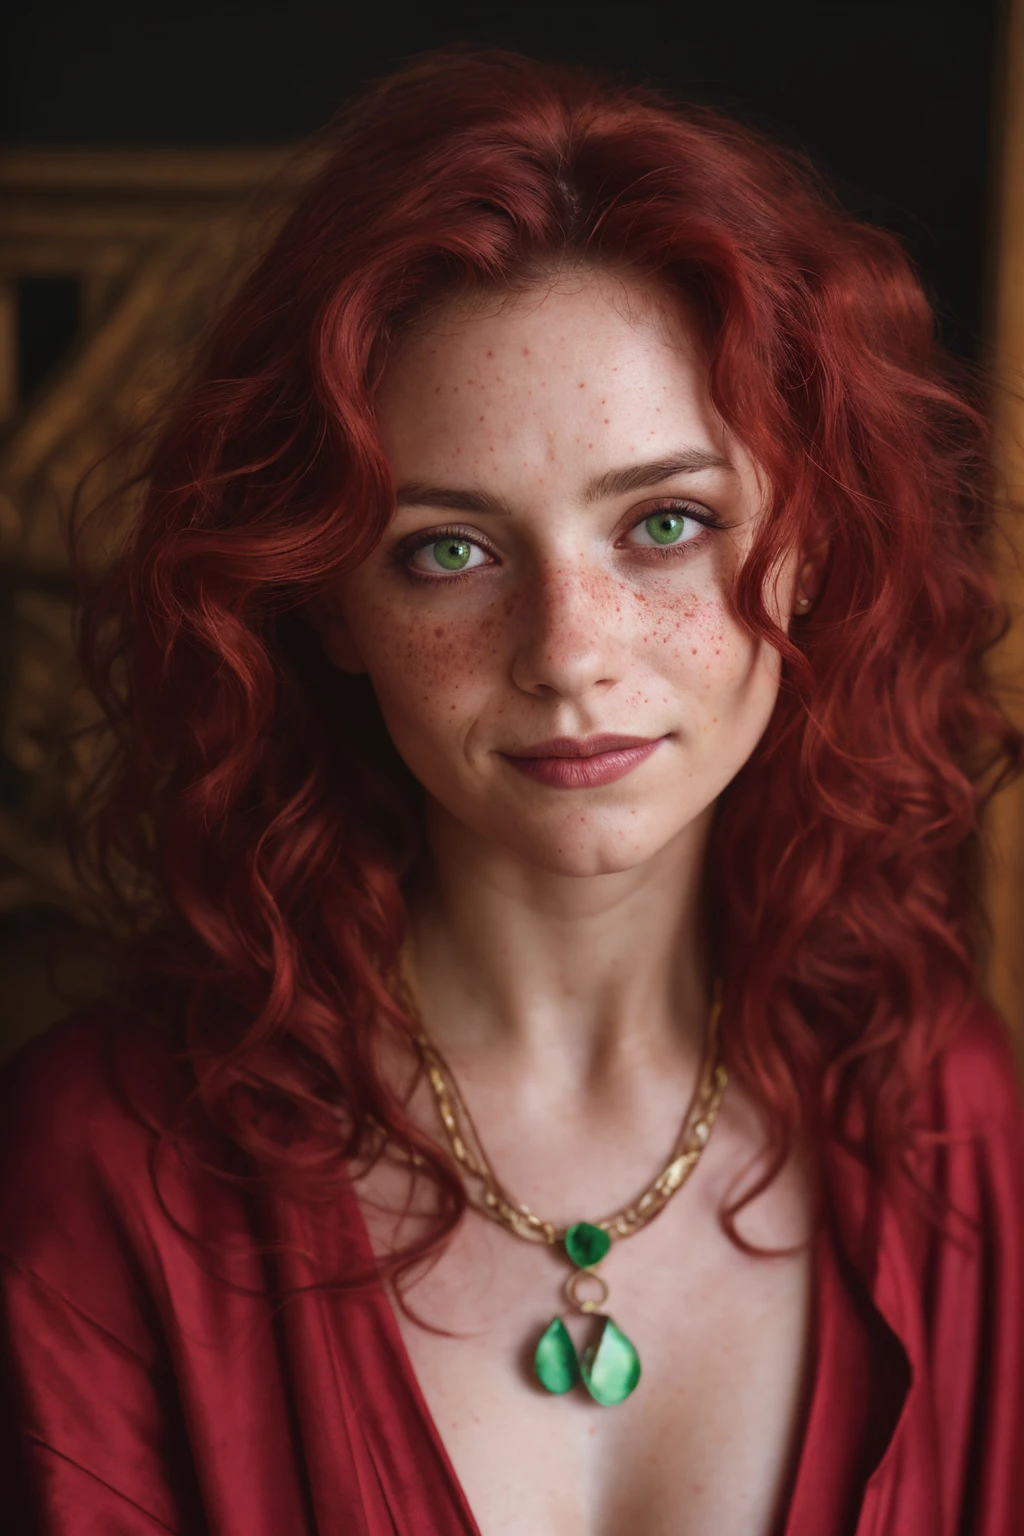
[327, 269, 795, 885]
[316, 271, 817, 1536]
[319, 269, 813, 1076]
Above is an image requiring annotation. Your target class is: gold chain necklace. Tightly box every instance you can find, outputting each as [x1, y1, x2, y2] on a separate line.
[407, 979, 728, 1407]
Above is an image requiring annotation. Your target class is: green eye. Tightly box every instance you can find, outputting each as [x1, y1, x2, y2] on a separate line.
[644, 511, 686, 545]
[432, 537, 473, 570]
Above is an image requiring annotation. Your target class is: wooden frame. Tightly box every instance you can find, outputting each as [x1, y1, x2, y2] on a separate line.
[985, 0, 1024, 1050]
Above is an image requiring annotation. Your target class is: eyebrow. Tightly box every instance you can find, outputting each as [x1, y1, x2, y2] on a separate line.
[393, 448, 733, 516]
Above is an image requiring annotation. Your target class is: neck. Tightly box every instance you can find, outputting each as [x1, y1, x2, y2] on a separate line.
[403, 799, 715, 1101]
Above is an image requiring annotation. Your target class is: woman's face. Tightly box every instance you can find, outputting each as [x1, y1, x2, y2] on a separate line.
[321, 269, 797, 877]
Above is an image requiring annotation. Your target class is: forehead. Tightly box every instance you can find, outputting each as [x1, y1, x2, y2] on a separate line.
[410, 263, 696, 337]
[383, 267, 702, 375]
[374, 269, 724, 476]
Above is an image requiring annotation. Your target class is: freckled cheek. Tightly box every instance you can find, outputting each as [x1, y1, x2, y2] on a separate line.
[681, 628, 768, 701]
[359, 605, 507, 724]
[630, 595, 739, 672]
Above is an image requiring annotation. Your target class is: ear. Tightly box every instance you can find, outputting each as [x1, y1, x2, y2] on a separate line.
[793, 528, 831, 610]
[306, 596, 368, 676]
[795, 556, 818, 606]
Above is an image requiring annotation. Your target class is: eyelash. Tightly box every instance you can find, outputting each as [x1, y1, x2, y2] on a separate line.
[392, 501, 729, 583]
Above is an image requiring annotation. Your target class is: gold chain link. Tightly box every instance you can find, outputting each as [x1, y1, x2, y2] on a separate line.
[408, 980, 728, 1248]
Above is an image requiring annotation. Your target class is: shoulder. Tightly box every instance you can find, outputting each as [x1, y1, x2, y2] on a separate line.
[931, 994, 1023, 1140]
[824, 996, 1023, 1267]
[903, 996, 1024, 1261]
[0, 1008, 213, 1336]
[0, 1005, 192, 1202]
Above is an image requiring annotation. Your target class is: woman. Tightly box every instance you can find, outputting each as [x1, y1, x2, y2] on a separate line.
[1, 45, 1022, 1536]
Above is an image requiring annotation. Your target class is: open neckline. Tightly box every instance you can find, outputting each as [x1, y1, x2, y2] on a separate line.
[327, 1178, 885, 1536]
[328, 1176, 484, 1533]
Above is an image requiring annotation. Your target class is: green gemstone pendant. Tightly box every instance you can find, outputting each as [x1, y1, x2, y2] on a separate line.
[564, 1221, 611, 1269]
[532, 1221, 642, 1405]
[580, 1318, 642, 1406]
[533, 1317, 579, 1394]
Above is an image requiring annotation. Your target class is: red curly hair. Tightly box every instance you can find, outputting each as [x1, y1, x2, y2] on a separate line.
[72, 45, 1022, 1276]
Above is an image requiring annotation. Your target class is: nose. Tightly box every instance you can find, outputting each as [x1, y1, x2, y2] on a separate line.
[510, 556, 622, 700]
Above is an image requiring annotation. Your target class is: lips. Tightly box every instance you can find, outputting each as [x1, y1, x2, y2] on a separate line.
[505, 734, 658, 759]
[500, 734, 665, 789]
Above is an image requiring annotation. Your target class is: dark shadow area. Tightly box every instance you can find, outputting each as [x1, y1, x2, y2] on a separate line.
[0, 908, 114, 1063]
[0, 0, 1002, 359]
[17, 276, 81, 405]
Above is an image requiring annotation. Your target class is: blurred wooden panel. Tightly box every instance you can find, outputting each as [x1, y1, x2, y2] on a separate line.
[985, 0, 1024, 1052]
[0, 148, 304, 1051]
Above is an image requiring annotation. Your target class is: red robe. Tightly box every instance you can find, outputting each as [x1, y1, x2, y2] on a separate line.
[0, 1002, 1021, 1534]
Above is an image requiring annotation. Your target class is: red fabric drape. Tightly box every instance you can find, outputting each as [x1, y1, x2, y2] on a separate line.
[1, 1003, 1021, 1534]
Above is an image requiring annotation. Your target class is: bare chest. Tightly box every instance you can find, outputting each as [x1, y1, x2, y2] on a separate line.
[362, 1179, 815, 1536]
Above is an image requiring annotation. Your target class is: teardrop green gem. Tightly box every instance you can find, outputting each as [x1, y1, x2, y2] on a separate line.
[533, 1316, 579, 1394]
[580, 1318, 642, 1406]
[564, 1221, 611, 1269]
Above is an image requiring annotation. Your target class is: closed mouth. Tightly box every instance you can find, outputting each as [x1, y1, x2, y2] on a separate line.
[503, 734, 662, 760]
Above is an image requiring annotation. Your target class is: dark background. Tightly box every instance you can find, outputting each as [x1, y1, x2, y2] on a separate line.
[0, 0, 1007, 362]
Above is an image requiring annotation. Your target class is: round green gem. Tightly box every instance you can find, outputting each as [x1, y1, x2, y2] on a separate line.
[564, 1221, 611, 1269]
[432, 537, 472, 570]
[645, 511, 685, 544]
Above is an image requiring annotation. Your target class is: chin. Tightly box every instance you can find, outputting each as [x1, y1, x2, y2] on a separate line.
[508, 819, 682, 879]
